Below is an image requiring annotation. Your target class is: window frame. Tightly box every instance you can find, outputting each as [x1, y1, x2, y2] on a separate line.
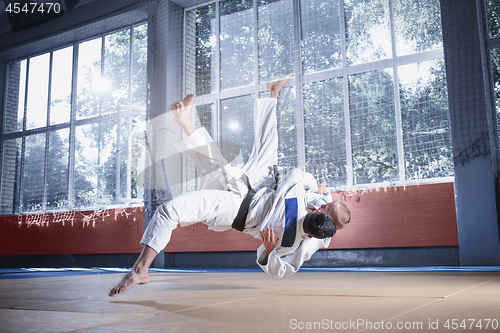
[0, 22, 148, 214]
[183, 0, 454, 190]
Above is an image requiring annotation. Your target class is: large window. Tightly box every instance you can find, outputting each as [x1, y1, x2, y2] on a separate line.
[1, 23, 148, 214]
[185, 0, 452, 189]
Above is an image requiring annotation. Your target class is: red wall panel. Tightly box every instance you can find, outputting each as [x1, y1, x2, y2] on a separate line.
[166, 182, 458, 252]
[0, 182, 458, 255]
[0, 207, 144, 255]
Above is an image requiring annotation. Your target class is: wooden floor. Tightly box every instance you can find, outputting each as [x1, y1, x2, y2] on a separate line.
[1, 267, 500, 332]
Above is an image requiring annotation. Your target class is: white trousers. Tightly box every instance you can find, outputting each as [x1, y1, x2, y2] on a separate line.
[141, 98, 279, 253]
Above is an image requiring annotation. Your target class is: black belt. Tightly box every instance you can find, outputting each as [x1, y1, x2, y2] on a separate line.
[232, 188, 256, 232]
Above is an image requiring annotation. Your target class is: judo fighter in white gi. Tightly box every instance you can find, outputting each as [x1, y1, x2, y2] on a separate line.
[109, 75, 351, 296]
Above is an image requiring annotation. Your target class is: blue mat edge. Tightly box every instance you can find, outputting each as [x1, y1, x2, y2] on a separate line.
[1, 266, 500, 280]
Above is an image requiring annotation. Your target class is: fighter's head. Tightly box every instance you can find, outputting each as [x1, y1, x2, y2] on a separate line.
[303, 200, 351, 239]
[314, 200, 351, 230]
[303, 212, 336, 239]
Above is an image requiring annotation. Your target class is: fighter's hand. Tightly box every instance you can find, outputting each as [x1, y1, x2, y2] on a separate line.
[317, 184, 327, 194]
[260, 227, 277, 255]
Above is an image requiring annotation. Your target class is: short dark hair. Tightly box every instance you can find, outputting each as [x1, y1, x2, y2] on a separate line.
[303, 212, 337, 239]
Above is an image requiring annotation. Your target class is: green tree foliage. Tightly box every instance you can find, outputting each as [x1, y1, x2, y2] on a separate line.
[349, 69, 398, 184]
[195, 4, 216, 95]
[393, 0, 443, 52]
[486, 0, 500, 38]
[303, 79, 347, 186]
[344, 0, 390, 64]
[22, 131, 93, 211]
[258, 0, 295, 81]
[220, 0, 254, 89]
[301, 0, 342, 72]
[22, 135, 46, 211]
[401, 60, 453, 180]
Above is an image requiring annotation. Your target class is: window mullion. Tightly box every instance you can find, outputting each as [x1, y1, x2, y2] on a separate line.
[393, 65, 405, 183]
[253, 0, 259, 105]
[22, 60, 29, 133]
[339, 0, 353, 187]
[389, 0, 405, 183]
[42, 52, 54, 211]
[253, 0, 259, 86]
[215, 0, 221, 95]
[182, 12, 188, 194]
[0, 64, 8, 211]
[215, 98, 221, 144]
[127, 108, 133, 203]
[67, 43, 78, 211]
[18, 59, 30, 213]
[293, 0, 306, 170]
[127, 27, 134, 203]
[96, 36, 105, 205]
[215, 0, 221, 143]
[116, 106, 121, 203]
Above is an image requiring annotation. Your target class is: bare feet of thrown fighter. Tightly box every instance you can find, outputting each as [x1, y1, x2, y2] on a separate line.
[170, 93, 196, 136]
[267, 73, 292, 98]
[109, 269, 150, 297]
[109, 245, 157, 296]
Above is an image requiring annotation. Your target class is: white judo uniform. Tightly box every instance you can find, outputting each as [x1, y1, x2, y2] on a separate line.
[141, 98, 332, 279]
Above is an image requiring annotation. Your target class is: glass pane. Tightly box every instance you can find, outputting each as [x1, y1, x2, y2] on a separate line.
[103, 29, 130, 115]
[99, 121, 117, 205]
[191, 5, 216, 95]
[301, 0, 342, 73]
[303, 78, 347, 187]
[118, 116, 129, 200]
[1, 138, 22, 214]
[132, 23, 148, 108]
[258, 0, 295, 82]
[50, 46, 73, 125]
[77, 37, 102, 119]
[344, 0, 391, 66]
[23, 134, 46, 212]
[349, 69, 398, 184]
[195, 103, 213, 136]
[400, 60, 453, 180]
[220, 94, 254, 165]
[4, 60, 26, 134]
[18, 61, 27, 132]
[220, 0, 254, 90]
[26, 53, 50, 129]
[117, 115, 145, 201]
[74, 124, 98, 207]
[131, 116, 146, 200]
[486, 0, 500, 38]
[47, 129, 69, 210]
[394, 0, 443, 56]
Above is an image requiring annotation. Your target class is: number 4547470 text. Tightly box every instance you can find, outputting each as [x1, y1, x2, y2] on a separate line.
[5, 2, 61, 14]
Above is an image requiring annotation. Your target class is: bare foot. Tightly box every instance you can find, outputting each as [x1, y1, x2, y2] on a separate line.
[267, 73, 292, 98]
[170, 94, 195, 125]
[170, 94, 196, 136]
[109, 269, 150, 297]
